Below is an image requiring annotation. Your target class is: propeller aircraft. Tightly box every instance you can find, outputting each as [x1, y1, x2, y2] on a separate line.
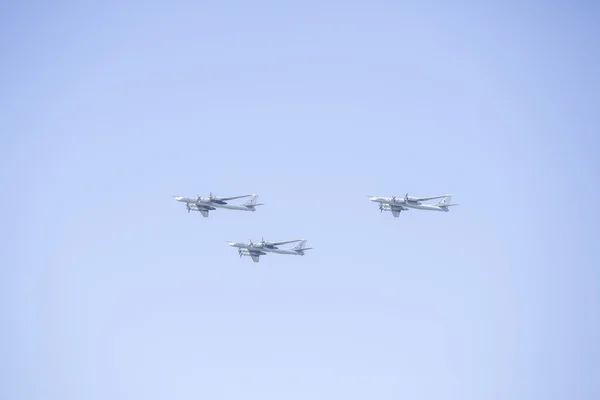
[369, 193, 458, 217]
[174, 193, 263, 217]
[227, 239, 312, 263]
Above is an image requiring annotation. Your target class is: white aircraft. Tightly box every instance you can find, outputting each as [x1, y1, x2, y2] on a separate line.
[227, 239, 312, 263]
[369, 193, 458, 217]
[174, 193, 263, 217]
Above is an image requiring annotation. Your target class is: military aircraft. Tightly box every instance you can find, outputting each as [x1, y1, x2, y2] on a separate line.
[369, 193, 458, 217]
[174, 193, 263, 217]
[227, 239, 312, 263]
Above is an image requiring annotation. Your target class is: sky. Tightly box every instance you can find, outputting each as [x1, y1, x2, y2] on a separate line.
[1, 1, 599, 399]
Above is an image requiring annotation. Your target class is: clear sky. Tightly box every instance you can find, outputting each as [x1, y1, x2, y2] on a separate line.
[2, 1, 599, 399]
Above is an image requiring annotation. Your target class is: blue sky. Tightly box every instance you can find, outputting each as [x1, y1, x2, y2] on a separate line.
[2, 1, 599, 399]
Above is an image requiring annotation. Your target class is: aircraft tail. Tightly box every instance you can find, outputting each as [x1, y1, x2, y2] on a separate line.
[244, 194, 261, 205]
[293, 240, 307, 250]
[437, 195, 452, 206]
[437, 195, 458, 208]
[293, 240, 312, 254]
[244, 195, 264, 209]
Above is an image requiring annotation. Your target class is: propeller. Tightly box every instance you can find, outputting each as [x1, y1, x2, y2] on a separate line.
[391, 195, 397, 203]
[238, 249, 243, 258]
[186, 203, 191, 213]
[379, 204, 384, 213]
[404, 193, 409, 202]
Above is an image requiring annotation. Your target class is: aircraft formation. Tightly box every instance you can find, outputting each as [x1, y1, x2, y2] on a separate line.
[173, 192, 457, 263]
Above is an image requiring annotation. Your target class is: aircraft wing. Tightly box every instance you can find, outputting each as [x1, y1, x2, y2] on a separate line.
[272, 239, 302, 246]
[188, 204, 211, 217]
[246, 249, 262, 262]
[412, 195, 448, 202]
[218, 194, 253, 201]
[382, 204, 409, 217]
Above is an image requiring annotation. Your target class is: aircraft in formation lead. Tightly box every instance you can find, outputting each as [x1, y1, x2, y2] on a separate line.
[227, 239, 312, 263]
[368, 193, 458, 217]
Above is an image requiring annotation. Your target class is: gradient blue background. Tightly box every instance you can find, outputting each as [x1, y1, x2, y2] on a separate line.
[2, 1, 599, 399]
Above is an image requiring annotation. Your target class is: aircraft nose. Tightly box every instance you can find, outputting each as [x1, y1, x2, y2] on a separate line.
[369, 197, 379, 202]
[227, 242, 238, 247]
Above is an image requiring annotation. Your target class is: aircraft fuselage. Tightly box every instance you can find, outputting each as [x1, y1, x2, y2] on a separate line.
[402, 203, 450, 212]
[265, 248, 305, 255]
[211, 203, 256, 211]
[175, 196, 197, 203]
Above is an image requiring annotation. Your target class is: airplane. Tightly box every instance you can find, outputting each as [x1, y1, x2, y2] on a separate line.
[174, 192, 252, 205]
[368, 193, 458, 217]
[227, 239, 312, 263]
[174, 193, 263, 217]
